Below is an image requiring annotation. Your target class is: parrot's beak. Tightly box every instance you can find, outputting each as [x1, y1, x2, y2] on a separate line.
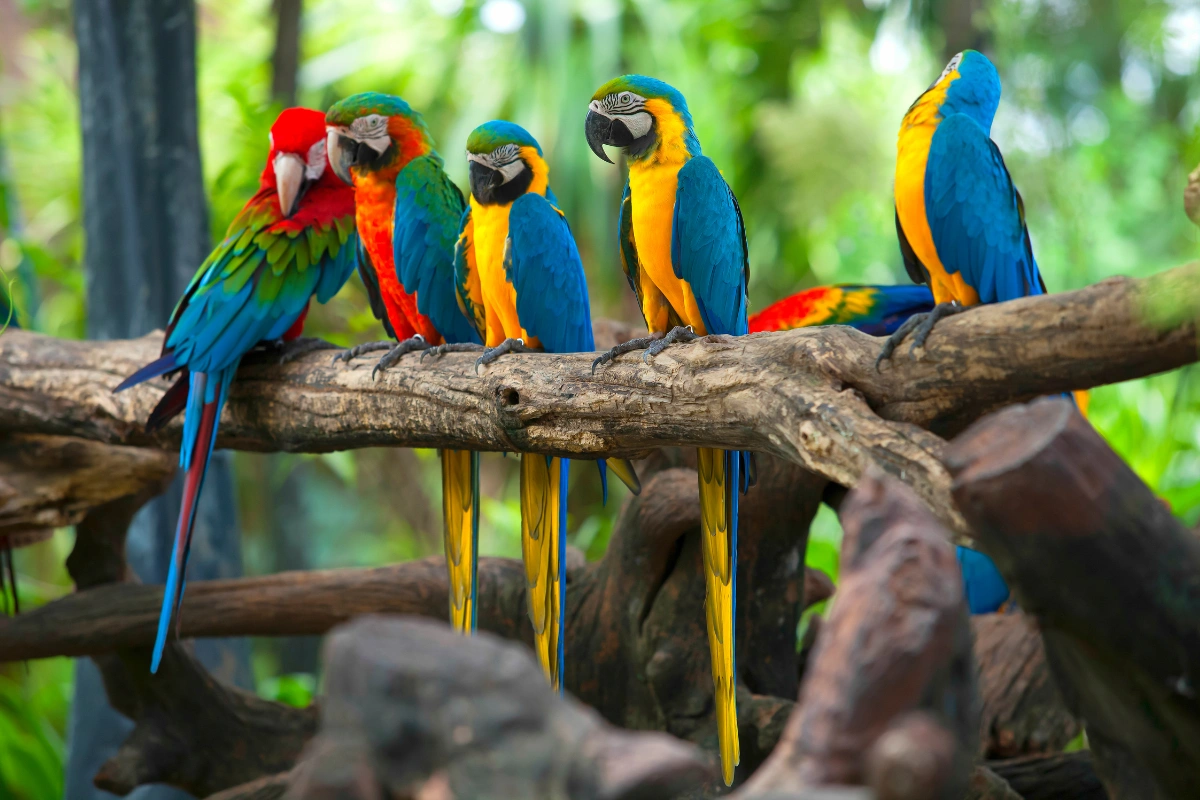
[326, 128, 356, 185]
[468, 160, 504, 202]
[273, 153, 307, 217]
[585, 109, 615, 164]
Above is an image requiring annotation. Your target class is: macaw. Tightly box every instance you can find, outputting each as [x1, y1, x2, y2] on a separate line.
[748, 284, 935, 335]
[443, 120, 640, 691]
[585, 76, 748, 785]
[114, 108, 358, 672]
[324, 93, 485, 635]
[881, 49, 1088, 613]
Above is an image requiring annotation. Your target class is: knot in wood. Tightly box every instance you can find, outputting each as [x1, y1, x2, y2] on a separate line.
[494, 386, 521, 407]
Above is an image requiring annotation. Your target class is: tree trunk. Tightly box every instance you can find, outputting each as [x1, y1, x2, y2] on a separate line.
[69, 1, 250, 797]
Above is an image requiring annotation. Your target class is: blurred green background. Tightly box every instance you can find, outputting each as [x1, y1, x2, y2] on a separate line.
[1, 0, 1199, 794]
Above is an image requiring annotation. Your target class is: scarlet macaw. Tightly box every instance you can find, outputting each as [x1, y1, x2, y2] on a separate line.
[882, 50, 1087, 613]
[444, 120, 640, 691]
[324, 93, 484, 634]
[115, 108, 358, 672]
[585, 76, 748, 785]
[748, 284, 934, 335]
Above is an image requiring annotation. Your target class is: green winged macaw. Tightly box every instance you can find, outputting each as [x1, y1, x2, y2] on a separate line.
[324, 93, 485, 634]
[882, 50, 1088, 615]
[115, 108, 358, 672]
[436, 120, 640, 691]
[585, 76, 749, 785]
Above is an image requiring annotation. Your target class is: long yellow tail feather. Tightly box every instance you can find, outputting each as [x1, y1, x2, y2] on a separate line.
[607, 457, 642, 495]
[697, 447, 739, 786]
[521, 454, 564, 690]
[441, 449, 479, 634]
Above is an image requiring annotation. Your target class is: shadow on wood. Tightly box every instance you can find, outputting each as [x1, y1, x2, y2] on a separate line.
[947, 397, 1200, 799]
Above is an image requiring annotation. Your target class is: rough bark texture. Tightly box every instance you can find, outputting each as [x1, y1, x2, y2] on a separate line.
[0, 433, 175, 535]
[947, 397, 1200, 800]
[285, 616, 712, 800]
[972, 613, 1080, 758]
[736, 468, 977, 799]
[986, 752, 1107, 800]
[2, 264, 1197, 540]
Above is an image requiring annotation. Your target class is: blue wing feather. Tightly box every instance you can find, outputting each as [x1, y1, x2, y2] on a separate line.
[926, 114, 1043, 305]
[671, 157, 748, 337]
[394, 154, 482, 346]
[506, 193, 594, 354]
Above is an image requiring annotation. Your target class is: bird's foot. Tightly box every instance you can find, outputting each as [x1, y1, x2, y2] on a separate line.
[331, 340, 393, 365]
[641, 325, 699, 363]
[590, 331, 667, 374]
[372, 335, 430, 380]
[875, 302, 967, 370]
[276, 337, 338, 364]
[475, 338, 532, 374]
[420, 342, 486, 362]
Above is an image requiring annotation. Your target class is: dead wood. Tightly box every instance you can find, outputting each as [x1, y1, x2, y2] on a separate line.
[3, 265, 1197, 538]
[947, 397, 1200, 799]
[0, 433, 175, 535]
[973, 613, 1080, 758]
[735, 467, 977, 799]
[283, 616, 712, 800]
[986, 752, 1107, 800]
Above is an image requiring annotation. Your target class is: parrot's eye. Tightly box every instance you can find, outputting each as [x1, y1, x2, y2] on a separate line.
[619, 92, 632, 105]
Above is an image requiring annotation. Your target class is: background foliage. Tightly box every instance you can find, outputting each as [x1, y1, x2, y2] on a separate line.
[1, 0, 1198, 794]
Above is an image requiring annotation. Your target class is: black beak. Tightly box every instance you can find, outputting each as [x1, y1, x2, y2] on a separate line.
[469, 160, 503, 202]
[585, 110, 615, 164]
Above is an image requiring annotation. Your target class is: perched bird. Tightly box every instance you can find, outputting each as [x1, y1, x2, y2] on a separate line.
[586, 76, 748, 785]
[882, 49, 1085, 612]
[115, 108, 358, 672]
[325, 92, 484, 634]
[748, 284, 934, 335]
[445, 120, 640, 690]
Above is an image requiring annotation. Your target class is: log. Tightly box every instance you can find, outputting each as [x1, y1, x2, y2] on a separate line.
[736, 467, 977, 799]
[987, 752, 1107, 800]
[973, 613, 1080, 757]
[947, 397, 1200, 799]
[284, 615, 712, 800]
[0, 433, 175, 535]
[2, 265, 1197, 536]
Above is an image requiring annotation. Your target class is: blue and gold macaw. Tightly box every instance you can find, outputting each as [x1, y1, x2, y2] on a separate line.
[324, 93, 485, 635]
[585, 76, 748, 786]
[440, 120, 640, 691]
[882, 50, 1087, 614]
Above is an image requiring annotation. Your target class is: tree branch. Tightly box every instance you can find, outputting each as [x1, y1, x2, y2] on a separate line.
[1, 265, 1195, 540]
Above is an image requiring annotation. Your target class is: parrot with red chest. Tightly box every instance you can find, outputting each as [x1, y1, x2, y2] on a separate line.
[114, 107, 357, 673]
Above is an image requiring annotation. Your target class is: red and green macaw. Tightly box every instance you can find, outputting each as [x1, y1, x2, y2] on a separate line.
[586, 76, 748, 785]
[324, 93, 485, 634]
[445, 120, 640, 691]
[882, 50, 1088, 614]
[748, 284, 934, 335]
[115, 107, 358, 672]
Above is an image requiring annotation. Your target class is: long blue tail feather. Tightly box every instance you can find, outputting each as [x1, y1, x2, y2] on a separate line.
[557, 458, 569, 694]
[114, 353, 180, 393]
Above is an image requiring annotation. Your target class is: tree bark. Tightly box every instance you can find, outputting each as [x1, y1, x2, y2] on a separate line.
[947, 397, 1200, 799]
[736, 467, 977, 799]
[2, 264, 1196, 543]
[269, 0, 302, 107]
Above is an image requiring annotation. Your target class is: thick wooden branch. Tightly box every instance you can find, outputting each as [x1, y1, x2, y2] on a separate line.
[0, 433, 175, 535]
[947, 398, 1200, 799]
[986, 752, 1106, 800]
[737, 467, 977, 799]
[1, 265, 1195, 539]
[287, 616, 712, 800]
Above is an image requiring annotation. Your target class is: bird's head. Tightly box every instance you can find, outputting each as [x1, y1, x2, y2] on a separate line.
[266, 107, 335, 218]
[586, 75, 698, 165]
[464, 121, 548, 206]
[913, 50, 1001, 131]
[324, 93, 434, 185]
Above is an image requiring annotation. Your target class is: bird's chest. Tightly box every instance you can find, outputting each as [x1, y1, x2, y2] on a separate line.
[628, 163, 683, 297]
[470, 201, 514, 306]
[895, 121, 940, 272]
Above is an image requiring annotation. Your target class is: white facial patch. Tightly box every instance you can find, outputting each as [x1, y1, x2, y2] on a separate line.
[349, 113, 391, 154]
[305, 139, 327, 180]
[592, 92, 653, 139]
[937, 52, 964, 84]
[468, 144, 527, 185]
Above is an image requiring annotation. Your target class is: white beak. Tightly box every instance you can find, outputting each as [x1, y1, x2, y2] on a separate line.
[273, 152, 306, 217]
